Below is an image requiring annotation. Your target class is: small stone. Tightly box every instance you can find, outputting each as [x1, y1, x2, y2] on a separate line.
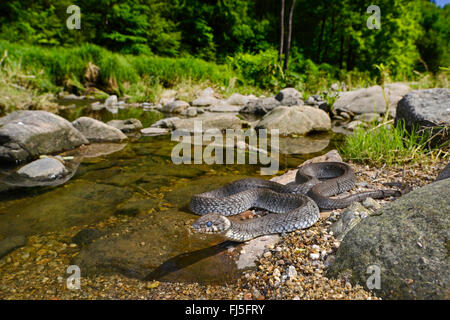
[273, 268, 281, 277]
[263, 251, 272, 259]
[287, 266, 297, 278]
[146, 281, 160, 289]
[310, 253, 320, 260]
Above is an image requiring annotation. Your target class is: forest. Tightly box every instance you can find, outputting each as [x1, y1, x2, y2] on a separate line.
[0, 0, 448, 97]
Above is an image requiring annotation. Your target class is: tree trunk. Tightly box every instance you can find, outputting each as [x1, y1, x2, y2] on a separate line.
[279, 0, 285, 64]
[283, 0, 296, 71]
[317, 14, 327, 63]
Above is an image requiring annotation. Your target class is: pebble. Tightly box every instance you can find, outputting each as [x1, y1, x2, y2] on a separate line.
[310, 253, 320, 260]
[287, 266, 297, 278]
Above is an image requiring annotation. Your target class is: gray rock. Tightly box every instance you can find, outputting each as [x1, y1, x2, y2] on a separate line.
[172, 114, 242, 132]
[395, 88, 450, 146]
[206, 104, 242, 113]
[104, 95, 118, 106]
[240, 97, 281, 114]
[329, 202, 375, 241]
[327, 178, 450, 299]
[162, 100, 190, 113]
[226, 93, 257, 106]
[0, 110, 88, 163]
[17, 157, 68, 181]
[435, 162, 450, 181]
[140, 127, 170, 136]
[106, 119, 143, 133]
[333, 83, 410, 115]
[255, 105, 331, 135]
[191, 95, 220, 107]
[275, 88, 303, 106]
[345, 120, 365, 131]
[72, 117, 128, 143]
[150, 117, 180, 129]
[180, 107, 198, 117]
[0, 235, 27, 259]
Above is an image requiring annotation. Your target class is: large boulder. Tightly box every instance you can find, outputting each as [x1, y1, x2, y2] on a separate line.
[72, 117, 128, 142]
[327, 179, 450, 299]
[275, 87, 303, 106]
[333, 83, 410, 115]
[395, 88, 449, 146]
[255, 105, 331, 135]
[240, 97, 281, 115]
[0, 110, 88, 163]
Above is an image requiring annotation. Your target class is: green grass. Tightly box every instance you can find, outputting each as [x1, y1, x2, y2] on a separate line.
[339, 120, 448, 167]
[0, 40, 240, 101]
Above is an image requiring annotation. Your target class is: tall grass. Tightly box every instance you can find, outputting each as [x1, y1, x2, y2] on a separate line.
[0, 40, 237, 99]
[339, 120, 448, 167]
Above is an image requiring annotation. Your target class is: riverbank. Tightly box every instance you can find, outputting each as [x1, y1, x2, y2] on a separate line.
[0, 158, 446, 300]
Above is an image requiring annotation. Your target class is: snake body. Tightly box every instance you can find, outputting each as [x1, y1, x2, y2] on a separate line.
[191, 162, 399, 242]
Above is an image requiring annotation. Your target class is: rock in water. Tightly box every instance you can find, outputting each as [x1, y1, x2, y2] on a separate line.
[72, 117, 128, 142]
[240, 97, 281, 114]
[395, 88, 450, 147]
[162, 100, 190, 113]
[0, 110, 88, 163]
[327, 178, 450, 299]
[255, 105, 331, 135]
[17, 157, 68, 181]
[274, 87, 303, 106]
[106, 119, 143, 133]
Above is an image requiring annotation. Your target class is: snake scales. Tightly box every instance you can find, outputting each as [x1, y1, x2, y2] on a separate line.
[190, 162, 400, 242]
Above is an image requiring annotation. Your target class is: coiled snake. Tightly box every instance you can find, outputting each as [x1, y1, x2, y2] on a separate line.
[190, 162, 400, 242]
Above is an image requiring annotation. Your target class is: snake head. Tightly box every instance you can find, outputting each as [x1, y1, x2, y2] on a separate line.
[192, 213, 231, 235]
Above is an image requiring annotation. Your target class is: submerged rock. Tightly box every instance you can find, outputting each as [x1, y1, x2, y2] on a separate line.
[327, 178, 450, 299]
[0, 235, 27, 259]
[0, 110, 88, 163]
[72, 117, 128, 142]
[0, 181, 132, 238]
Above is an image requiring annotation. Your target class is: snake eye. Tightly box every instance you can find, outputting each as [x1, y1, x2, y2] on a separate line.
[206, 221, 212, 227]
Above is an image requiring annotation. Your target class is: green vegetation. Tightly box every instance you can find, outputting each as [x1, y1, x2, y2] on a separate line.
[339, 120, 448, 167]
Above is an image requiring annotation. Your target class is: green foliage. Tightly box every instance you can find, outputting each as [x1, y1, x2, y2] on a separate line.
[0, 40, 236, 100]
[0, 0, 448, 94]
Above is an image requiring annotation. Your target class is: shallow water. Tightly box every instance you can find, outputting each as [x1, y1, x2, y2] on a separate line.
[0, 101, 345, 284]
